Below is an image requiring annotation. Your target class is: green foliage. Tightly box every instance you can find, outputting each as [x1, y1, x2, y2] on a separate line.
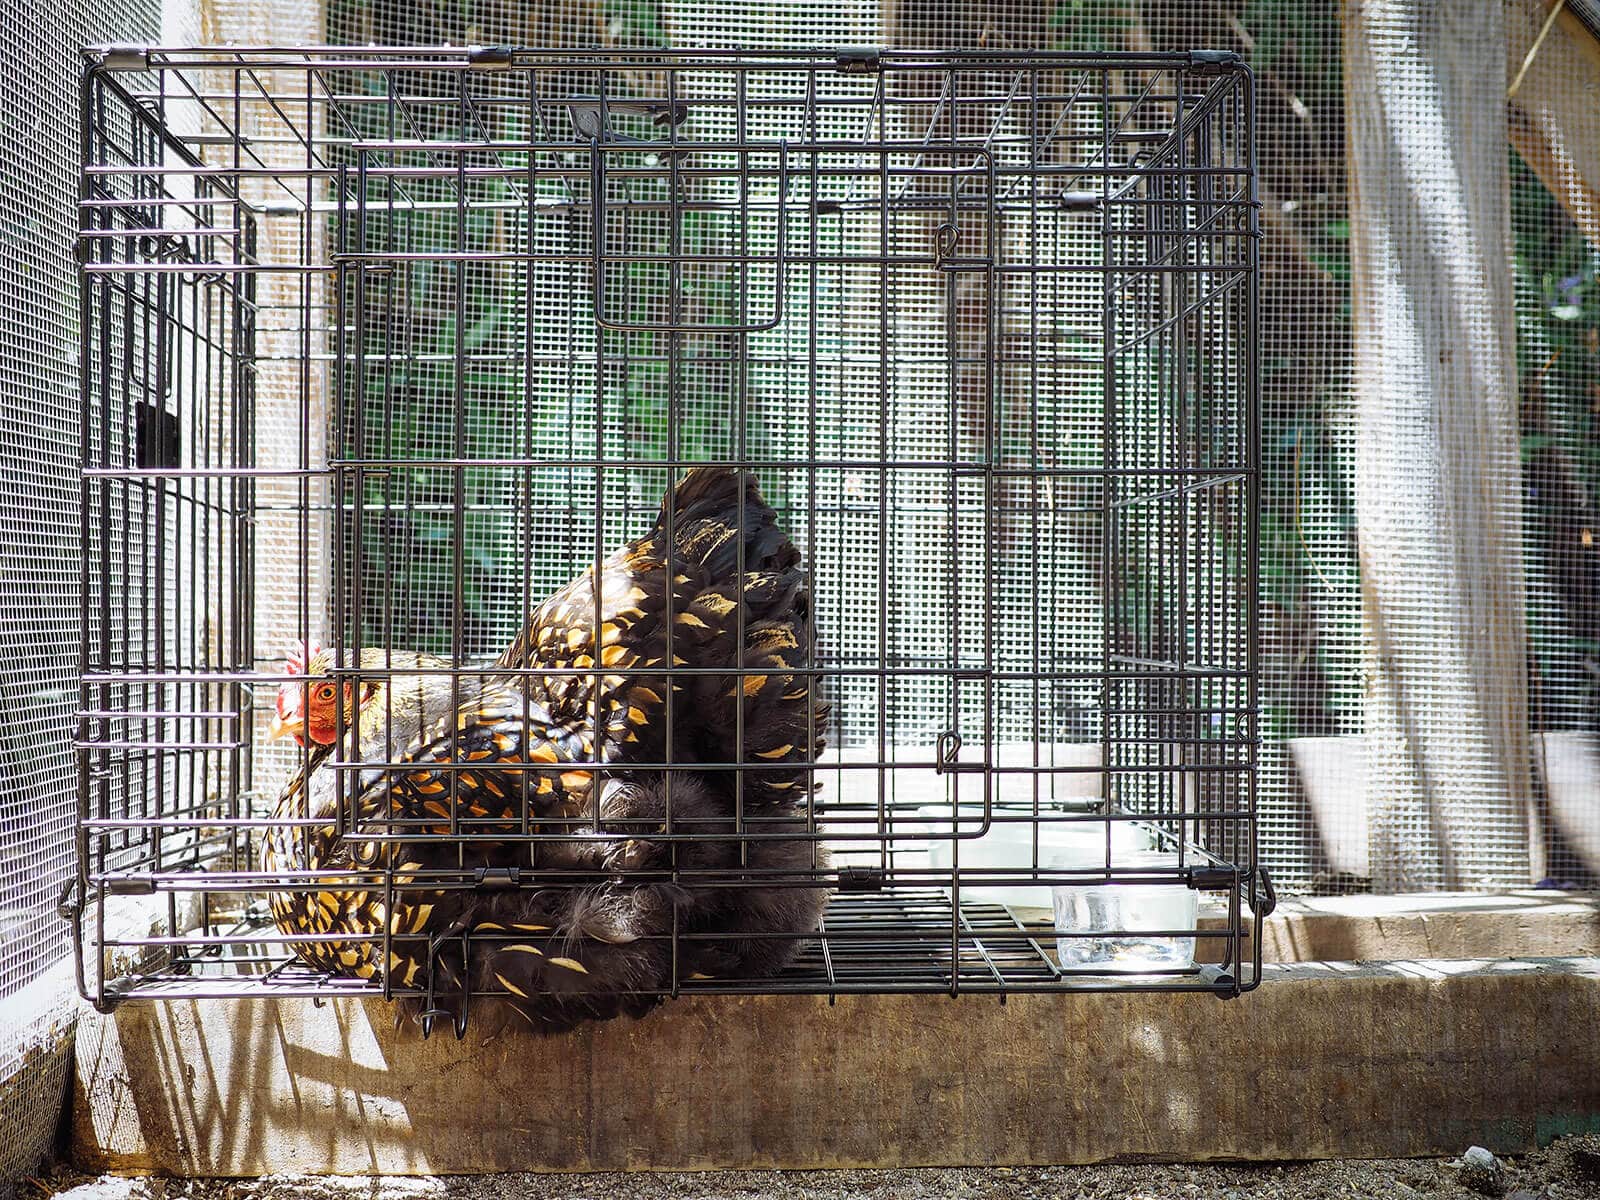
[324, 0, 789, 656]
[1048, 1, 1133, 53]
[1510, 152, 1600, 731]
[603, 0, 669, 45]
[1239, 0, 1344, 103]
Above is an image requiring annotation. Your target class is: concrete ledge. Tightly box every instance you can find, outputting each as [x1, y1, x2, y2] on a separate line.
[1187, 890, 1600, 964]
[1253, 891, 1600, 961]
[999, 891, 1599, 965]
[72, 957, 1600, 1175]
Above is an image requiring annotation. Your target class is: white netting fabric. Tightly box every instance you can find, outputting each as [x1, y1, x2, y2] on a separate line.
[314, 0, 1599, 895]
[0, 0, 171, 1187]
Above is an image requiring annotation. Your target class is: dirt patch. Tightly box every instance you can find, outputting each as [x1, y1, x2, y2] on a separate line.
[29, 1136, 1600, 1200]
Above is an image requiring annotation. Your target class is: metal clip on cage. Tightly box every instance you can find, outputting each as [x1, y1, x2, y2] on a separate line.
[74, 46, 1263, 1025]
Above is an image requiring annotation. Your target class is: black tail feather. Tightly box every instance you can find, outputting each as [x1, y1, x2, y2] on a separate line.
[393, 772, 829, 1038]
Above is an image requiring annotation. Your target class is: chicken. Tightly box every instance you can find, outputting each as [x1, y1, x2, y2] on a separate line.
[498, 466, 826, 812]
[430, 769, 826, 1033]
[262, 468, 829, 1035]
[263, 641, 484, 974]
[266, 650, 675, 1032]
[400, 467, 832, 1029]
[261, 643, 508, 984]
[492, 466, 832, 976]
[268, 643, 453, 749]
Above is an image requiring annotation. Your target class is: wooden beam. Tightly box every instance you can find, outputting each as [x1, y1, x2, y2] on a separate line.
[1342, 0, 1536, 889]
[71, 959, 1600, 1175]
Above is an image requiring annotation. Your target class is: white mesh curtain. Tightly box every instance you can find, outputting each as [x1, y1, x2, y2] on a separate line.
[320, 0, 1600, 897]
[0, 0, 176, 1185]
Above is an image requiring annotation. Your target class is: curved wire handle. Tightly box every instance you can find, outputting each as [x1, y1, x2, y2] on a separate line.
[591, 139, 788, 333]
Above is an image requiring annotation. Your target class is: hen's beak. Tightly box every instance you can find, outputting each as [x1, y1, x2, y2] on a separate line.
[266, 712, 301, 742]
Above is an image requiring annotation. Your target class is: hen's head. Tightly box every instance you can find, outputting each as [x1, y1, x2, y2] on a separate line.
[269, 641, 358, 747]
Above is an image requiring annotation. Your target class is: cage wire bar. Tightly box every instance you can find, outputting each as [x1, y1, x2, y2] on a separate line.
[72, 46, 1265, 1019]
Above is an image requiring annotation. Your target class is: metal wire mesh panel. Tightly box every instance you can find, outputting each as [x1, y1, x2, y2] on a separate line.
[866, 0, 1597, 897]
[74, 53, 259, 1000]
[317, 2, 1335, 894]
[304, 3, 1599, 904]
[73, 47, 1263, 1028]
[0, 0, 166, 1185]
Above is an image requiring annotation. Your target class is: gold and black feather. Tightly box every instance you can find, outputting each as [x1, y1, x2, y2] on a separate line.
[413, 469, 832, 1027]
[264, 673, 595, 994]
[498, 466, 829, 811]
[265, 469, 830, 1033]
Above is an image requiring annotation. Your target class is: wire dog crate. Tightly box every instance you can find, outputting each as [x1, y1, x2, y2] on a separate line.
[73, 45, 1266, 1028]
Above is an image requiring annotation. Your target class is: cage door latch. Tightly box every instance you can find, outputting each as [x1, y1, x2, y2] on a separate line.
[934, 730, 963, 774]
[472, 866, 522, 890]
[835, 48, 882, 73]
[1252, 865, 1277, 918]
[57, 876, 80, 920]
[838, 866, 885, 893]
[567, 96, 691, 142]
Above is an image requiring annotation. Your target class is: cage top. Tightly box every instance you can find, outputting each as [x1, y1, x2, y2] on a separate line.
[83, 44, 1245, 74]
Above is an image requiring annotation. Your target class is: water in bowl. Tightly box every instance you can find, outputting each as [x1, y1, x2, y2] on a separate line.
[1053, 849, 1198, 971]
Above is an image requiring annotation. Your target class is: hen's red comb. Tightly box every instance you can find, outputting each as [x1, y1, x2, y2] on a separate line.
[284, 640, 324, 675]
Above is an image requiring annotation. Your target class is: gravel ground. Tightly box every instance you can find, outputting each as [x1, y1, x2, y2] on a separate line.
[24, 1137, 1600, 1200]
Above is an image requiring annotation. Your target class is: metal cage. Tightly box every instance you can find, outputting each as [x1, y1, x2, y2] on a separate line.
[73, 45, 1266, 1026]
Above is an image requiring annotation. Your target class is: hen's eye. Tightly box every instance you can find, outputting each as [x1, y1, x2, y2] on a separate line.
[314, 684, 336, 703]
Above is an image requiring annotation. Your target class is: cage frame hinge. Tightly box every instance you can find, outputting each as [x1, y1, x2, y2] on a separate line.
[1058, 190, 1103, 212]
[466, 45, 516, 69]
[87, 45, 152, 71]
[1186, 49, 1244, 74]
[95, 977, 133, 1014]
[472, 866, 522, 890]
[105, 878, 157, 897]
[835, 47, 883, 74]
[1185, 866, 1238, 891]
[838, 866, 886, 893]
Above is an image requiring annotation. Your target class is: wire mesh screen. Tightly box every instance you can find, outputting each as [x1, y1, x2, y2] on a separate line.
[308, 6, 1331, 895]
[77, 52, 259, 980]
[304, 2, 1597, 902]
[1505, 0, 1600, 891]
[0, 0, 167, 1187]
[74, 46, 1264, 1026]
[299, 0, 1596, 900]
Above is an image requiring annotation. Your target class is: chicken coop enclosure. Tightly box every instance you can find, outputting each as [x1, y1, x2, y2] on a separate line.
[71, 45, 1264, 1024]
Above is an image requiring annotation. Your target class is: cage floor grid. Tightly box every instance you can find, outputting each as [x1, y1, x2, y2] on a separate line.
[98, 890, 1238, 1006]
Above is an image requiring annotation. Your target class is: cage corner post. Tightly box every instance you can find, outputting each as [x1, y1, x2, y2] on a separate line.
[1342, 0, 1539, 890]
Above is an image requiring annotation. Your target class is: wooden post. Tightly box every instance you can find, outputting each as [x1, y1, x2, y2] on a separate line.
[1506, 0, 1600, 251]
[1343, 0, 1536, 888]
[198, 0, 332, 803]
